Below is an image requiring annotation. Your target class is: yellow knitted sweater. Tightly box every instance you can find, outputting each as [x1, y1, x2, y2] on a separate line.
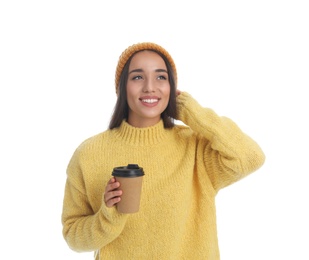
[62, 92, 265, 259]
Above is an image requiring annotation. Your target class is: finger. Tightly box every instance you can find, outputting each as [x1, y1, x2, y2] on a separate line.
[105, 180, 120, 193]
[104, 189, 122, 203]
[107, 177, 116, 185]
[106, 196, 121, 208]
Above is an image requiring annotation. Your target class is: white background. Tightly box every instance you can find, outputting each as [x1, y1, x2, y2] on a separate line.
[1, 1, 308, 259]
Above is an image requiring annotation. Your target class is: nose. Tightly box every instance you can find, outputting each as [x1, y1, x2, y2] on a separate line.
[142, 78, 155, 93]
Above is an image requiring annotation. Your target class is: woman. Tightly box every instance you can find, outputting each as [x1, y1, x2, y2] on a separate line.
[62, 42, 265, 259]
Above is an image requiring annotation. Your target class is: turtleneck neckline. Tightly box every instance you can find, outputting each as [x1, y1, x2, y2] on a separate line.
[114, 120, 169, 146]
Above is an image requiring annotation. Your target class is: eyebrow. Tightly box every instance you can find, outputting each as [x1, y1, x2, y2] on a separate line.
[129, 68, 168, 74]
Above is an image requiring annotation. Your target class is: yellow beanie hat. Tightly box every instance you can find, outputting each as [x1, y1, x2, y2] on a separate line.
[114, 42, 177, 94]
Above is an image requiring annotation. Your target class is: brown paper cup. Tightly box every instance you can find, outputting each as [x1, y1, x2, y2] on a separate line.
[112, 164, 144, 214]
[115, 176, 143, 213]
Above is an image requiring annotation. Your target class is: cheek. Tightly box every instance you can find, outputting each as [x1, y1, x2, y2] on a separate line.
[163, 85, 171, 98]
[162, 87, 171, 107]
[159, 82, 170, 93]
[126, 85, 137, 99]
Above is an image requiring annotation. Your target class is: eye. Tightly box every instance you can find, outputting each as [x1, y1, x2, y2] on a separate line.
[157, 75, 167, 80]
[131, 75, 143, 80]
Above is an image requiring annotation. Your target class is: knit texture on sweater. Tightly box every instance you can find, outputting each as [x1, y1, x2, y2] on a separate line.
[62, 92, 265, 259]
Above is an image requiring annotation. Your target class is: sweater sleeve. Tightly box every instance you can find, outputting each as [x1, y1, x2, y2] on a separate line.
[176, 91, 265, 191]
[61, 148, 129, 252]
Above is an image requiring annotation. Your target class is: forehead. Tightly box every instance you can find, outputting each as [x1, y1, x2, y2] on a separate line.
[129, 50, 167, 69]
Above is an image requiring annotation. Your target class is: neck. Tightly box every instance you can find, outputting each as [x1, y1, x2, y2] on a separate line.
[127, 116, 161, 128]
[114, 120, 169, 146]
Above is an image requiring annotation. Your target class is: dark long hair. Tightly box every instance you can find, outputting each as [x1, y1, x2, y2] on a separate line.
[109, 50, 177, 129]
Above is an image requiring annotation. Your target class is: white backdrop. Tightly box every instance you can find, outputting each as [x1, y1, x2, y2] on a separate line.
[1, 1, 308, 259]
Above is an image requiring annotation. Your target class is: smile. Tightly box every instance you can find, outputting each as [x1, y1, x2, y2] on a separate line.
[141, 99, 159, 104]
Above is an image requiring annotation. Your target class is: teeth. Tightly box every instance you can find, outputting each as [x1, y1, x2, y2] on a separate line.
[142, 99, 158, 103]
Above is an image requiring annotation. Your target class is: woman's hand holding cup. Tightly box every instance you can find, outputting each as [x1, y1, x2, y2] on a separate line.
[104, 177, 122, 207]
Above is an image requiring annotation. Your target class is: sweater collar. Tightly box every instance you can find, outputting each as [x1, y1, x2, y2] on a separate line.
[114, 120, 169, 146]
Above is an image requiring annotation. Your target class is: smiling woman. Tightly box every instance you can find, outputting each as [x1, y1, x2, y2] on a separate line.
[61, 42, 265, 259]
[125, 50, 171, 128]
[110, 42, 178, 129]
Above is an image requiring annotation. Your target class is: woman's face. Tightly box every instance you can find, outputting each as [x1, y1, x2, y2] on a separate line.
[126, 50, 170, 128]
